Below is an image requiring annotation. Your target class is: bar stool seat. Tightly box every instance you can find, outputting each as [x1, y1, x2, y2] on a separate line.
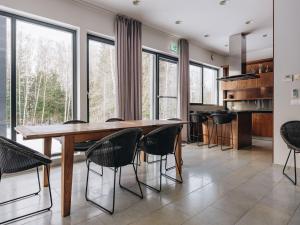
[208, 112, 233, 150]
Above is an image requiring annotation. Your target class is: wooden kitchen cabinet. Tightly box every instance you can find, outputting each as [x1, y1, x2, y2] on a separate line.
[257, 72, 273, 87]
[252, 113, 273, 137]
[237, 79, 257, 89]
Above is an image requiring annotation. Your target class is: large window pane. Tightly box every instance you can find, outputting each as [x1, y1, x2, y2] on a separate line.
[159, 98, 178, 119]
[203, 67, 218, 104]
[15, 20, 74, 154]
[159, 59, 178, 97]
[142, 51, 155, 119]
[88, 38, 117, 122]
[158, 58, 178, 119]
[189, 64, 202, 104]
[0, 16, 11, 138]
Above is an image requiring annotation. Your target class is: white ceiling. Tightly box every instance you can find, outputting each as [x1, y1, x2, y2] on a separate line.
[78, 0, 273, 57]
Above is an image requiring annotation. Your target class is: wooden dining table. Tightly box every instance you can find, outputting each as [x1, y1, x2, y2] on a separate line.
[15, 120, 185, 217]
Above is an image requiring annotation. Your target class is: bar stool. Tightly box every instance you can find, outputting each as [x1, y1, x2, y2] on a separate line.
[208, 113, 233, 150]
[189, 112, 209, 146]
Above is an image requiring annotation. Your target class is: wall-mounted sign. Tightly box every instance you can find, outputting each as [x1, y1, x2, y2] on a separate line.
[170, 42, 178, 53]
[283, 74, 293, 82]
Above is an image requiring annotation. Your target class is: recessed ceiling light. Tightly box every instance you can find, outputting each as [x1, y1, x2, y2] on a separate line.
[245, 20, 254, 25]
[132, 0, 140, 6]
[175, 20, 182, 25]
[219, 0, 230, 6]
[204, 34, 210, 38]
[262, 34, 268, 38]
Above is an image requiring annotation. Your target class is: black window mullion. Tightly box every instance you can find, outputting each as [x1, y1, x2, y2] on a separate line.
[11, 17, 16, 141]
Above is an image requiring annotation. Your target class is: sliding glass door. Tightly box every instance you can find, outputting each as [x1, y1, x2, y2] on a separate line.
[0, 11, 77, 154]
[157, 56, 179, 119]
[87, 35, 117, 122]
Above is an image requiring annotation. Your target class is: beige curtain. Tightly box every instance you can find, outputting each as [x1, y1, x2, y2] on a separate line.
[115, 15, 142, 120]
[179, 39, 190, 141]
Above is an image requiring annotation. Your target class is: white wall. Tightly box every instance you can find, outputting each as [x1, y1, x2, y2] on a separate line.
[274, 0, 300, 167]
[0, 0, 225, 120]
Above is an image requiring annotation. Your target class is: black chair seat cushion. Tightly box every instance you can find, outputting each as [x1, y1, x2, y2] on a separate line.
[0, 136, 51, 174]
[74, 141, 97, 152]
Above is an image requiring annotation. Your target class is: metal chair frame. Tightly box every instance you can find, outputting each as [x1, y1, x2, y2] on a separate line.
[0, 166, 53, 225]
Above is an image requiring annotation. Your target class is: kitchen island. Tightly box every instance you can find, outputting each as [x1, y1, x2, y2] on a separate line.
[202, 111, 253, 150]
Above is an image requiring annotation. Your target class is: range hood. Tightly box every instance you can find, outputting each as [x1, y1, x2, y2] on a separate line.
[218, 33, 259, 82]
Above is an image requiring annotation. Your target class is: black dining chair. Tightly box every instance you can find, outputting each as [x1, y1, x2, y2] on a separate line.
[85, 128, 143, 214]
[0, 136, 53, 224]
[208, 112, 234, 150]
[105, 118, 124, 122]
[281, 121, 300, 185]
[165, 118, 183, 171]
[138, 125, 183, 192]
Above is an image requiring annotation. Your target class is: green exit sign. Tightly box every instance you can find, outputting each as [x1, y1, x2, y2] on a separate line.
[170, 42, 178, 53]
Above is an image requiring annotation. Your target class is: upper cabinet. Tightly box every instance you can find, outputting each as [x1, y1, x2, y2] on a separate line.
[222, 58, 273, 90]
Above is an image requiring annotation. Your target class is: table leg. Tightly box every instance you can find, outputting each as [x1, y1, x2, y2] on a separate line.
[176, 134, 182, 175]
[61, 135, 74, 217]
[43, 137, 52, 187]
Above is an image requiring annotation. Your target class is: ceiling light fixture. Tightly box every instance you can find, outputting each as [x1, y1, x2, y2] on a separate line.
[245, 20, 254, 25]
[132, 0, 140, 6]
[219, 0, 230, 6]
[204, 34, 210, 38]
[175, 20, 182, 25]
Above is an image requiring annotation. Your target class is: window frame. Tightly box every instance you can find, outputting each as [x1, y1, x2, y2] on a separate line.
[189, 61, 219, 106]
[142, 49, 179, 119]
[0, 10, 77, 141]
[86, 34, 115, 123]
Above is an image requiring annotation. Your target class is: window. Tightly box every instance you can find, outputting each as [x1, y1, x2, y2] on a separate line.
[189, 63, 202, 104]
[189, 62, 219, 105]
[203, 67, 218, 105]
[0, 11, 77, 155]
[88, 35, 117, 122]
[142, 51, 155, 119]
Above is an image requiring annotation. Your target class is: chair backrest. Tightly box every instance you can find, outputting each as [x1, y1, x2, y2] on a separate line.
[85, 128, 142, 168]
[105, 118, 124, 122]
[190, 113, 208, 123]
[211, 113, 233, 125]
[141, 124, 181, 156]
[63, 120, 87, 125]
[280, 121, 300, 150]
[0, 136, 51, 175]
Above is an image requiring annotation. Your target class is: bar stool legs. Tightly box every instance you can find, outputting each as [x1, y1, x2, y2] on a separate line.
[208, 122, 233, 150]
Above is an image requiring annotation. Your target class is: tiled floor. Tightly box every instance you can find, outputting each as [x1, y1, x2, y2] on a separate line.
[1, 139, 300, 225]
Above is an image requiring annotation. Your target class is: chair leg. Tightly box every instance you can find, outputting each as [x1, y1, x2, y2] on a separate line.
[283, 149, 297, 185]
[161, 153, 183, 184]
[0, 167, 41, 206]
[85, 161, 117, 214]
[118, 166, 143, 199]
[139, 156, 163, 192]
[0, 166, 53, 225]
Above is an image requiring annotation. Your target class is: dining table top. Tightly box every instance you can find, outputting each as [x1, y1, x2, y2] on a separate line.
[15, 119, 188, 140]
